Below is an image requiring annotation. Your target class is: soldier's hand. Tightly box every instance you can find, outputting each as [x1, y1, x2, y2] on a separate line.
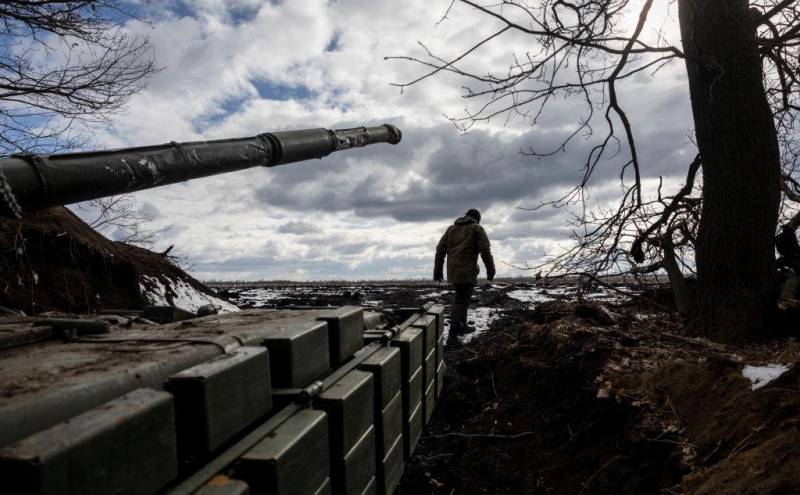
[487, 267, 496, 281]
[433, 269, 444, 282]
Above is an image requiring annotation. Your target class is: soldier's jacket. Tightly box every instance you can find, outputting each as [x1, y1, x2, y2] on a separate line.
[434, 216, 495, 284]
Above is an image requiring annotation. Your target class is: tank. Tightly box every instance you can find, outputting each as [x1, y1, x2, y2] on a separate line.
[0, 124, 402, 217]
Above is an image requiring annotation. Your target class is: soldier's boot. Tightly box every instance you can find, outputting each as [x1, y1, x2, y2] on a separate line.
[450, 304, 475, 336]
[446, 320, 460, 345]
[447, 304, 463, 345]
[452, 304, 475, 336]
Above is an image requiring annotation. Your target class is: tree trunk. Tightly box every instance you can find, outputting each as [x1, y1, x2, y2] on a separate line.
[661, 236, 693, 318]
[678, 0, 781, 340]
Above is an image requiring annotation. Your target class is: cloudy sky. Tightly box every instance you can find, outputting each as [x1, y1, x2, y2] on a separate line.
[72, 0, 696, 281]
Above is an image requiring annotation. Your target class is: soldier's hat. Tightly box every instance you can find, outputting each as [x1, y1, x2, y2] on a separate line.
[465, 209, 481, 222]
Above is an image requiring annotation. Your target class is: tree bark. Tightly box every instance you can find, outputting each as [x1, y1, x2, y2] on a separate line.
[678, 0, 781, 340]
[661, 236, 693, 318]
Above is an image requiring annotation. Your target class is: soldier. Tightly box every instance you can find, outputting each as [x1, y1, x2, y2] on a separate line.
[433, 208, 496, 345]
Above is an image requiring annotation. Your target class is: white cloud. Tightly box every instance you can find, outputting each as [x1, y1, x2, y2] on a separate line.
[68, 0, 695, 280]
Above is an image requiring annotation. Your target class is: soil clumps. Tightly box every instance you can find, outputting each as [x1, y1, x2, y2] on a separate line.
[0, 207, 217, 314]
[401, 300, 800, 494]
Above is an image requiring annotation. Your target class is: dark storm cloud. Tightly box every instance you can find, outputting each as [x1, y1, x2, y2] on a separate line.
[253, 91, 695, 225]
[254, 123, 591, 222]
[491, 215, 572, 242]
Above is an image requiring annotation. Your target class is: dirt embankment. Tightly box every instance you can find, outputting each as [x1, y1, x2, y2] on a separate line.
[0, 207, 215, 314]
[402, 302, 800, 494]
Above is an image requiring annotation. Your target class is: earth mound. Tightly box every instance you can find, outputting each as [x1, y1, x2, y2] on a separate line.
[402, 301, 800, 494]
[0, 207, 234, 314]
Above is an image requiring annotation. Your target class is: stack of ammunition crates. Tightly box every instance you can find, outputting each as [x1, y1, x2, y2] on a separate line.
[0, 304, 448, 495]
[358, 347, 403, 495]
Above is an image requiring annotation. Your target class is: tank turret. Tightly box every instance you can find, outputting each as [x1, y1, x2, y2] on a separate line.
[0, 124, 402, 217]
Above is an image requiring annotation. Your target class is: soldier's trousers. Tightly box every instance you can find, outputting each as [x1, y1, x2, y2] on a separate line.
[448, 283, 474, 343]
[452, 283, 474, 308]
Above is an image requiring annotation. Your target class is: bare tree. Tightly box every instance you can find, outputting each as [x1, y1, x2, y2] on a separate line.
[392, 0, 800, 341]
[0, 1, 156, 155]
[76, 193, 166, 247]
[0, 2, 162, 245]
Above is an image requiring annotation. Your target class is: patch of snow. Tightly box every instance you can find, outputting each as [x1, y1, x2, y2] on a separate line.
[236, 288, 290, 307]
[140, 275, 239, 314]
[442, 307, 502, 345]
[507, 285, 635, 307]
[507, 289, 551, 305]
[462, 307, 501, 343]
[423, 290, 450, 299]
[584, 287, 628, 303]
[742, 364, 790, 390]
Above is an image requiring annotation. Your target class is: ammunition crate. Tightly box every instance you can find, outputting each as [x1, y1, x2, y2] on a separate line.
[410, 314, 437, 358]
[317, 306, 365, 366]
[0, 388, 178, 495]
[165, 346, 272, 461]
[236, 408, 329, 495]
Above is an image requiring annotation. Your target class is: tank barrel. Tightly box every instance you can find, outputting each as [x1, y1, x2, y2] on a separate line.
[0, 124, 402, 217]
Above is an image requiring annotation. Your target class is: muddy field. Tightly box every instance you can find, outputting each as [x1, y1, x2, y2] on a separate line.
[213, 280, 638, 343]
[211, 281, 800, 495]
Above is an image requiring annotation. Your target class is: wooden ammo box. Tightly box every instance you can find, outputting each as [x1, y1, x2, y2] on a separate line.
[401, 366, 423, 460]
[437, 334, 444, 368]
[436, 361, 446, 399]
[390, 328, 423, 422]
[425, 304, 446, 343]
[341, 426, 376, 495]
[314, 478, 333, 494]
[381, 434, 404, 495]
[357, 347, 401, 410]
[169, 310, 332, 388]
[362, 476, 378, 495]
[164, 346, 272, 463]
[316, 306, 365, 366]
[260, 320, 330, 388]
[410, 314, 437, 360]
[424, 349, 436, 391]
[0, 388, 178, 495]
[236, 408, 329, 495]
[357, 348, 403, 451]
[427, 304, 447, 378]
[0, 331, 223, 448]
[316, 370, 376, 495]
[424, 380, 436, 424]
[389, 327, 423, 383]
[357, 347, 404, 495]
[405, 401, 423, 460]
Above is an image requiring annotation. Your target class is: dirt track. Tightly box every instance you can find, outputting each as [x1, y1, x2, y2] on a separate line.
[401, 300, 800, 495]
